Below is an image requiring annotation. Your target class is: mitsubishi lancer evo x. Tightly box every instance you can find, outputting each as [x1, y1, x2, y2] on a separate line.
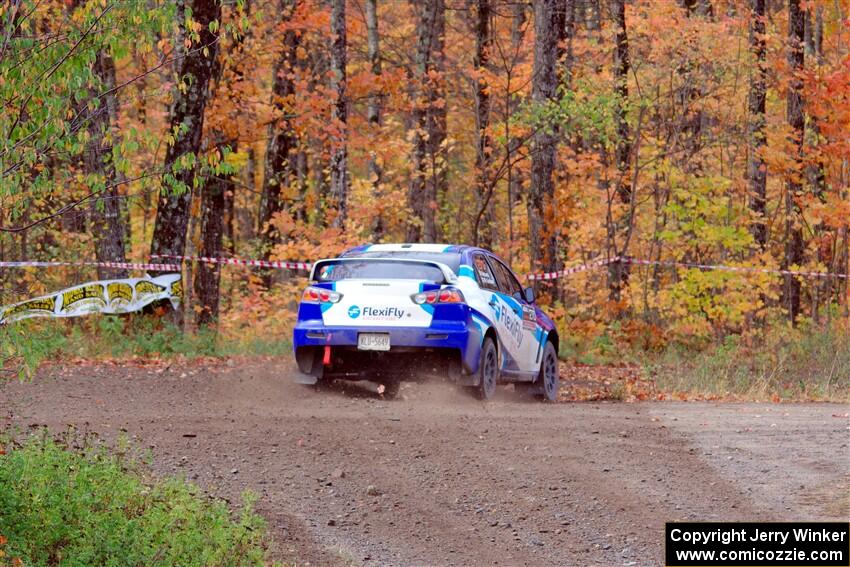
[292, 243, 560, 401]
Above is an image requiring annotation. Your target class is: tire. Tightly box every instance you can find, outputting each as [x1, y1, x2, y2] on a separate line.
[538, 341, 559, 402]
[474, 337, 499, 400]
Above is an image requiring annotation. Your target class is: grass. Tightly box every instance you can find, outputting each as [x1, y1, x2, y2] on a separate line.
[0, 314, 292, 378]
[0, 430, 278, 567]
[640, 325, 850, 401]
[557, 316, 850, 402]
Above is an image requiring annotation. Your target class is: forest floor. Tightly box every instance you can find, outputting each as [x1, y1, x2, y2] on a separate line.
[2, 359, 848, 566]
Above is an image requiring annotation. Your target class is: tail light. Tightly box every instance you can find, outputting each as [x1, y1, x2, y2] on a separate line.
[411, 288, 465, 305]
[302, 286, 343, 304]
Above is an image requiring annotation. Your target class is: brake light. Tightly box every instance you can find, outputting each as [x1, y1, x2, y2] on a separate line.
[411, 288, 465, 305]
[302, 286, 342, 304]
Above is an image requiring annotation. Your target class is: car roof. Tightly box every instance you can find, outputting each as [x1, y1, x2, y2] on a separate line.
[340, 243, 515, 267]
[342, 243, 473, 255]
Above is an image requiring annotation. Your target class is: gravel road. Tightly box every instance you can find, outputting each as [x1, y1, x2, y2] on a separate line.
[2, 360, 848, 566]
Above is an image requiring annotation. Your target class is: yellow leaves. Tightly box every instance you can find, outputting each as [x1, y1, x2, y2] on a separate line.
[223, 150, 249, 171]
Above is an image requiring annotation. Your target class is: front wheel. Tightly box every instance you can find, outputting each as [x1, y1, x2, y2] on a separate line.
[538, 341, 559, 402]
[474, 337, 499, 400]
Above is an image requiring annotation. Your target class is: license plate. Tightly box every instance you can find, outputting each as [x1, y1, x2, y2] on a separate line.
[358, 333, 390, 351]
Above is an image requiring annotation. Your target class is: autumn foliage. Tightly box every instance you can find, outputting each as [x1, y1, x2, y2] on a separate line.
[1, 0, 850, 355]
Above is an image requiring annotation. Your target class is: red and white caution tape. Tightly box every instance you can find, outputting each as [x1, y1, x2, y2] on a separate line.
[528, 256, 850, 281]
[4, 253, 847, 282]
[0, 260, 180, 271]
[150, 254, 312, 271]
[527, 257, 618, 281]
[625, 258, 850, 279]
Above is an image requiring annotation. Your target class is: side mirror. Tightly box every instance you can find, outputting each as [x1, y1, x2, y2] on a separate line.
[523, 286, 535, 303]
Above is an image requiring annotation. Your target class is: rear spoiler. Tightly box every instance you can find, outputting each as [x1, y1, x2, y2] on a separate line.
[310, 257, 458, 284]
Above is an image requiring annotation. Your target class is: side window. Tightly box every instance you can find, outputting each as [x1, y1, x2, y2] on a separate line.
[491, 258, 523, 298]
[472, 253, 499, 291]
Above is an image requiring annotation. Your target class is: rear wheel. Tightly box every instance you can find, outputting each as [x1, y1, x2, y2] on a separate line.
[539, 341, 559, 402]
[473, 337, 499, 400]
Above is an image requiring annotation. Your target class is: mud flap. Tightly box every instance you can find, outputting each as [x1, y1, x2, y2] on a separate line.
[450, 358, 478, 386]
[294, 346, 324, 384]
[293, 373, 319, 385]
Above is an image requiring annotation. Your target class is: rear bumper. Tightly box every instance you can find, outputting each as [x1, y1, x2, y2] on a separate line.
[293, 321, 480, 380]
[293, 324, 469, 349]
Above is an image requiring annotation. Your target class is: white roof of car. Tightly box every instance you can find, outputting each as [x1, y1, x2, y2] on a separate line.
[363, 243, 455, 253]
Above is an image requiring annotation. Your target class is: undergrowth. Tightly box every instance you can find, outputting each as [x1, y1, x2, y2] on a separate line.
[561, 315, 850, 401]
[0, 430, 278, 566]
[0, 314, 292, 378]
[641, 324, 850, 401]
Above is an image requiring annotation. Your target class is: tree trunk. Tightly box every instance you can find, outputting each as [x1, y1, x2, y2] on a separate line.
[560, 0, 576, 87]
[194, 137, 229, 326]
[528, 0, 561, 282]
[747, 0, 768, 251]
[506, 0, 528, 261]
[407, 0, 446, 243]
[473, 0, 494, 248]
[85, 51, 128, 280]
[804, 5, 826, 202]
[150, 0, 221, 269]
[195, 1, 252, 326]
[328, 0, 349, 228]
[365, 0, 384, 239]
[607, 0, 632, 302]
[611, 0, 631, 206]
[782, 0, 805, 323]
[259, 0, 299, 267]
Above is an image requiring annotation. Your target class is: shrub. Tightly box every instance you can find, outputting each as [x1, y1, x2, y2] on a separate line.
[0, 432, 276, 566]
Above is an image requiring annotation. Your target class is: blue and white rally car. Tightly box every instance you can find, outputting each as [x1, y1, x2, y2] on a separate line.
[293, 243, 559, 401]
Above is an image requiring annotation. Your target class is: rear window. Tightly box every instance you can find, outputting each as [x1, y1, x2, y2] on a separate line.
[314, 260, 446, 282]
[340, 251, 461, 274]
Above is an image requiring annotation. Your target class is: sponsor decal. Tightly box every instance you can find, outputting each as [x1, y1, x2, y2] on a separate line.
[107, 282, 134, 308]
[61, 283, 106, 315]
[1, 296, 57, 324]
[347, 305, 408, 321]
[492, 294, 524, 346]
[522, 305, 537, 330]
[135, 280, 166, 299]
[0, 274, 181, 325]
[361, 306, 406, 320]
[170, 279, 183, 299]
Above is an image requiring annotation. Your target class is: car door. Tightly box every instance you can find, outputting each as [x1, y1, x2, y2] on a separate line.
[488, 255, 542, 373]
[471, 252, 527, 373]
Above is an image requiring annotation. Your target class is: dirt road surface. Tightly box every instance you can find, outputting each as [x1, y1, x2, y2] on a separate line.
[2, 360, 848, 566]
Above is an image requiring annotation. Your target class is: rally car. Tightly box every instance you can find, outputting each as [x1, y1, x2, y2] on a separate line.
[292, 243, 559, 401]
